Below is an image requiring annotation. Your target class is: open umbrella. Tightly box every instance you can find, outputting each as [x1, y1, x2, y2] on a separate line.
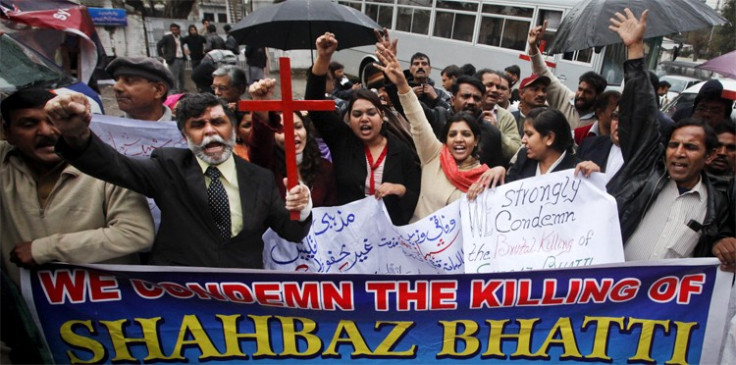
[547, 0, 727, 54]
[230, 0, 382, 50]
[696, 50, 736, 79]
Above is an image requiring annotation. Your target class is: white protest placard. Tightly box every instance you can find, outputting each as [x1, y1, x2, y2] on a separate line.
[263, 197, 464, 274]
[90, 115, 186, 229]
[460, 170, 624, 273]
[89, 115, 187, 155]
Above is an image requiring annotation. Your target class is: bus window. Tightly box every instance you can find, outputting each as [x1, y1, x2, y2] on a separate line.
[338, 1, 361, 12]
[366, 1, 394, 29]
[434, 1, 478, 42]
[396, 1, 431, 35]
[478, 5, 533, 50]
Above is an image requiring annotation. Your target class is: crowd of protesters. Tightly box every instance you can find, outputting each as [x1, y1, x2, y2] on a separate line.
[1, 11, 735, 364]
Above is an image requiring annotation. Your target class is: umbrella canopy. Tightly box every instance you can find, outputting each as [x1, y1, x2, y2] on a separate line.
[0, 0, 105, 83]
[230, 0, 382, 50]
[696, 50, 736, 79]
[547, 0, 727, 54]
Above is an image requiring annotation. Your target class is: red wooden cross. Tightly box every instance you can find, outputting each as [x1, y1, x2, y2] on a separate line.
[239, 57, 335, 220]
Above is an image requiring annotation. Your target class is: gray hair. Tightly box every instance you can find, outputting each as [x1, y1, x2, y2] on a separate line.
[212, 65, 247, 89]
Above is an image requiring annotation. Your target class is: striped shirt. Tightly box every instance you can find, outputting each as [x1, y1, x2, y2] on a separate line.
[624, 178, 708, 261]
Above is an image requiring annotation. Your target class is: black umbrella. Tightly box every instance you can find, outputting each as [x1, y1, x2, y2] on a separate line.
[547, 0, 727, 54]
[230, 0, 382, 50]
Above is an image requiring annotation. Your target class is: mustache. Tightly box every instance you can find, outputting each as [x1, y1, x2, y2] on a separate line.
[35, 136, 58, 148]
[195, 134, 234, 148]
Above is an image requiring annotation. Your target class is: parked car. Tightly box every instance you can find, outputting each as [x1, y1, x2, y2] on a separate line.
[659, 75, 702, 102]
[662, 78, 736, 122]
[0, 32, 103, 116]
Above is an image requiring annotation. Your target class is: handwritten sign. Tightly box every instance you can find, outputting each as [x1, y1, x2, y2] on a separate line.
[263, 197, 464, 274]
[461, 170, 624, 273]
[90, 115, 186, 229]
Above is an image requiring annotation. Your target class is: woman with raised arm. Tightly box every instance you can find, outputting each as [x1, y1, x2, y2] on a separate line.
[507, 107, 600, 182]
[247, 79, 338, 207]
[373, 35, 506, 222]
[304, 32, 420, 225]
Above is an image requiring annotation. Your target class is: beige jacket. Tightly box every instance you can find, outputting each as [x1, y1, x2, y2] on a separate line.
[1, 142, 154, 284]
[399, 91, 482, 222]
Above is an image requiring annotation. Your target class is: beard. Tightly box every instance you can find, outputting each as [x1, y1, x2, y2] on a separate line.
[187, 131, 236, 165]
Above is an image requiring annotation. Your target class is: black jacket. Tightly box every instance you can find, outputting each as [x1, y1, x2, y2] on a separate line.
[156, 34, 182, 64]
[506, 148, 581, 183]
[56, 133, 311, 268]
[577, 135, 613, 172]
[305, 70, 421, 225]
[607, 58, 729, 257]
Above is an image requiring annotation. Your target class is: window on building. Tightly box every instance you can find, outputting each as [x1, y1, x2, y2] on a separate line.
[203, 13, 215, 22]
[366, 2, 394, 29]
[396, 6, 431, 35]
[477, 5, 532, 51]
[217, 13, 227, 23]
[433, 1, 478, 42]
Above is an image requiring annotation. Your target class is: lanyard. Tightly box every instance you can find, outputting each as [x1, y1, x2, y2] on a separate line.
[364, 143, 388, 195]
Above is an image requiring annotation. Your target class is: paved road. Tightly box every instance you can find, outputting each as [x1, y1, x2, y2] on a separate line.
[100, 69, 308, 117]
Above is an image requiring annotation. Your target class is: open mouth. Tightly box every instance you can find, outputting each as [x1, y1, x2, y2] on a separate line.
[204, 142, 224, 155]
[452, 145, 467, 154]
[670, 161, 688, 172]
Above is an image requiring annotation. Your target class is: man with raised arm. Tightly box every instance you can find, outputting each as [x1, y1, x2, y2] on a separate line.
[45, 91, 313, 268]
[527, 23, 607, 128]
[607, 9, 733, 267]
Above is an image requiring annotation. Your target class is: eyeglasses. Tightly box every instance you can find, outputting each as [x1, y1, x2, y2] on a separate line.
[694, 105, 725, 114]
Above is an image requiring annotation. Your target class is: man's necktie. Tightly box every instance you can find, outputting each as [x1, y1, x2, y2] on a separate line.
[205, 166, 231, 240]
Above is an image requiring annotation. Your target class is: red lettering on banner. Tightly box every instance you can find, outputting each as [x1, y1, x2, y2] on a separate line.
[397, 281, 428, 311]
[38, 269, 120, 304]
[186, 282, 227, 301]
[677, 274, 705, 304]
[649, 276, 679, 303]
[565, 279, 582, 304]
[159, 282, 195, 299]
[130, 279, 164, 299]
[221, 283, 255, 303]
[503, 279, 516, 306]
[283, 282, 321, 309]
[431, 281, 458, 310]
[579, 278, 614, 304]
[610, 278, 641, 302]
[470, 280, 503, 308]
[254, 283, 282, 306]
[517, 279, 540, 306]
[366, 281, 396, 311]
[321, 282, 354, 311]
[541, 279, 564, 305]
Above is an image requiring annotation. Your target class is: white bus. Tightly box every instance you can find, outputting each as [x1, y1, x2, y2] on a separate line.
[333, 0, 662, 91]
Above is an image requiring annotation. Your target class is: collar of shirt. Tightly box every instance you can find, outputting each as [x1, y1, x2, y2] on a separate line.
[536, 150, 567, 176]
[196, 154, 237, 186]
[123, 106, 173, 122]
[589, 120, 599, 135]
[673, 175, 706, 202]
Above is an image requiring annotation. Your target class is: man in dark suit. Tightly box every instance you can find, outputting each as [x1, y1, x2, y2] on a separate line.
[45, 92, 313, 269]
[156, 23, 186, 92]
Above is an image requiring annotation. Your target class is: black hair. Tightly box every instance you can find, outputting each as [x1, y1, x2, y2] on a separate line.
[460, 63, 476, 76]
[207, 24, 217, 33]
[1, 88, 56, 130]
[188, 24, 197, 32]
[328, 61, 344, 74]
[273, 112, 323, 188]
[440, 112, 482, 160]
[175, 93, 234, 131]
[504, 65, 521, 78]
[410, 52, 430, 66]
[223, 24, 231, 32]
[450, 75, 484, 97]
[658, 81, 672, 89]
[474, 69, 512, 89]
[714, 121, 735, 136]
[594, 90, 621, 113]
[579, 71, 607, 95]
[440, 112, 481, 159]
[346, 88, 383, 118]
[670, 118, 719, 152]
[525, 107, 574, 154]
[441, 65, 462, 79]
[170, 23, 180, 29]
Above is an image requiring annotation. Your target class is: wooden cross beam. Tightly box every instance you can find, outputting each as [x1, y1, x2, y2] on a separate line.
[239, 57, 335, 220]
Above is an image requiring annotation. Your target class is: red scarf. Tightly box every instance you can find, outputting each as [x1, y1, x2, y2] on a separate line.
[365, 144, 388, 195]
[439, 146, 489, 193]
